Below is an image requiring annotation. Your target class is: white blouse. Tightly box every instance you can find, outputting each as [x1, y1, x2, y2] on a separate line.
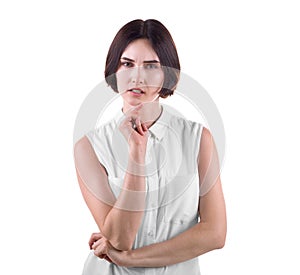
[83, 104, 203, 275]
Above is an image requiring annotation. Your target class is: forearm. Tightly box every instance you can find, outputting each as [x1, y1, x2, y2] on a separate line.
[102, 147, 146, 250]
[125, 222, 226, 267]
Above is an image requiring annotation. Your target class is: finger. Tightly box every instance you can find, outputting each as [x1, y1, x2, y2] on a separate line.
[92, 236, 107, 250]
[98, 254, 106, 259]
[89, 232, 103, 247]
[135, 117, 144, 136]
[88, 233, 100, 249]
[121, 114, 134, 124]
[121, 115, 138, 131]
[126, 103, 143, 117]
[94, 249, 104, 258]
[141, 122, 148, 132]
[130, 117, 137, 130]
[89, 232, 103, 249]
[93, 244, 103, 257]
[94, 242, 108, 257]
[119, 117, 135, 134]
[104, 255, 113, 263]
[92, 238, 102, 250]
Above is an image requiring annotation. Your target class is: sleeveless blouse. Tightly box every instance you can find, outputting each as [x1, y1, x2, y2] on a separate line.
[83, 104, 203, 275]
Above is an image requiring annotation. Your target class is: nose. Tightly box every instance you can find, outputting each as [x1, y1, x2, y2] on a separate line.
[131, 66, 144, 84]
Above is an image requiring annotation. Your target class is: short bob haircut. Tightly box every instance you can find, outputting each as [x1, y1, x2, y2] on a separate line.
[104, 19, 181, 98]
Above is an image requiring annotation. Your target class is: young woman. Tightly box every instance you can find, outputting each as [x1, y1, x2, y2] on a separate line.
[74, 19, 226, 274]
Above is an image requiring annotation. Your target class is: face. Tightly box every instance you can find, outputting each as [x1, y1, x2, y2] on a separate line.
[116, 39, 164, 110]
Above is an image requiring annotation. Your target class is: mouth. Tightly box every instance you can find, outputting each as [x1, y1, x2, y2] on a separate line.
[128, 88, 145, 95]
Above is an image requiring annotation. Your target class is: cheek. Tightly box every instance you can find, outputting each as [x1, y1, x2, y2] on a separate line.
[146, 70, 164, 88]
[116, 70, 130, 92]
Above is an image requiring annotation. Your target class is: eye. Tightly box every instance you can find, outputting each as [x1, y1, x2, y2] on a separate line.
[121, 61, 133, 68]
[144, 63, 160, 69]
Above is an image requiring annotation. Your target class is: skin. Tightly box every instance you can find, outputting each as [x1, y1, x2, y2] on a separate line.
[117, 38, 164, 116]
[74, 39, 164, 250]
[90, 128, 227, 267]
[75, 38, 227, 267]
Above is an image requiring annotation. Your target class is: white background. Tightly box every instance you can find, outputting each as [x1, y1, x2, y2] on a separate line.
[1, 0, 299, 274]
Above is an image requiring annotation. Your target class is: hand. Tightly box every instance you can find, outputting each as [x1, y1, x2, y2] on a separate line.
[89, 232, 131, 267]
[118, 103, 149, 149]
[89, 232, 113, 263]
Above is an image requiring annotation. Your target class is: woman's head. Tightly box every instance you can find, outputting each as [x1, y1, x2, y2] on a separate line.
[105, 19, 180, 101]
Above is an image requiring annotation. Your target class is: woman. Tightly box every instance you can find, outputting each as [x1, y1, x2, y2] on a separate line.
[74, 19, 226, 274]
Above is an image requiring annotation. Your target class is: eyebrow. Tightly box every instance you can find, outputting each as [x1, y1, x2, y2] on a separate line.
[120, 57, 160, 63]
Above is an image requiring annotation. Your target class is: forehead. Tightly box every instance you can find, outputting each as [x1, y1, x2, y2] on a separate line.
[121, 39, 159, 61]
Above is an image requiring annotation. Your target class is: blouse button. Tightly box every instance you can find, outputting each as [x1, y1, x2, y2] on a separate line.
[147, 230, 154, 237]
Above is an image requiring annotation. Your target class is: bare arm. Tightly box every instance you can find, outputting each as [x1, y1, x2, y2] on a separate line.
[122, 177, 226, 267]
[74, 104, 149, 251]
[93, 127, 227, 267]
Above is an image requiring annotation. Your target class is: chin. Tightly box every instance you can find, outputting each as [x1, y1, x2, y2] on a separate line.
[124, 97, 143, 107]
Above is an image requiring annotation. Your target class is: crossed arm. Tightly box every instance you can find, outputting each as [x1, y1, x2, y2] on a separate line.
[74, 135, 147, 251]
[74, 127, 227, 267]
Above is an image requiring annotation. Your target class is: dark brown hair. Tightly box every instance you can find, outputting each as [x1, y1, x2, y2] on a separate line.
[104, 19, 180, 98]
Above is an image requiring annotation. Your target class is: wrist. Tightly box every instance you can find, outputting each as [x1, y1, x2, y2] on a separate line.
[123, 250, 135, 268]
[129, 144, 146, 155]
[129, 146, 146, 164]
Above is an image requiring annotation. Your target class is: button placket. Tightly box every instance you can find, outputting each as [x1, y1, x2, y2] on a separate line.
[144, 137, 160, 241]
[145, 136, 153, 164]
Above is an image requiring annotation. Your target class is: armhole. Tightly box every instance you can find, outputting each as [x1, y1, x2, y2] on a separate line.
[196, 124, 204, 165]
[196, 124, 204, 195]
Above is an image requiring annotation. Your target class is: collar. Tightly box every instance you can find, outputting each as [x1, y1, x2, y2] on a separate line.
[147, 105, 172, 141]
[114, 104, 171, 141]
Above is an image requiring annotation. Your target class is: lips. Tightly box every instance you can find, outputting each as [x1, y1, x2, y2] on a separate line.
[128, 88, 145, 94]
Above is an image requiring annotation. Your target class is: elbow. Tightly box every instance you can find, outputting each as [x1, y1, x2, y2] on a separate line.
[105, 231, 134, 251]
[101, 225, 135, 251]
[214, 233, 226, 249]
[111, 239, 134, 251]
[213, 228, 226, 249]
[101, 232, 134, 251]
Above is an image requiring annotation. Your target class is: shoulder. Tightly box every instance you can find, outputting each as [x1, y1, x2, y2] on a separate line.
[198, 126, 218, 164]
[74, 122, 111, 154]
[199, 126, 214, 153]
[169, 113, 203, 132]
[74, 117, 118, 157]
[85, 118, 117, 142]
[74, 135, 93, 159]
[168, 115, 204, 156]
[200, 126, 212, 143]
